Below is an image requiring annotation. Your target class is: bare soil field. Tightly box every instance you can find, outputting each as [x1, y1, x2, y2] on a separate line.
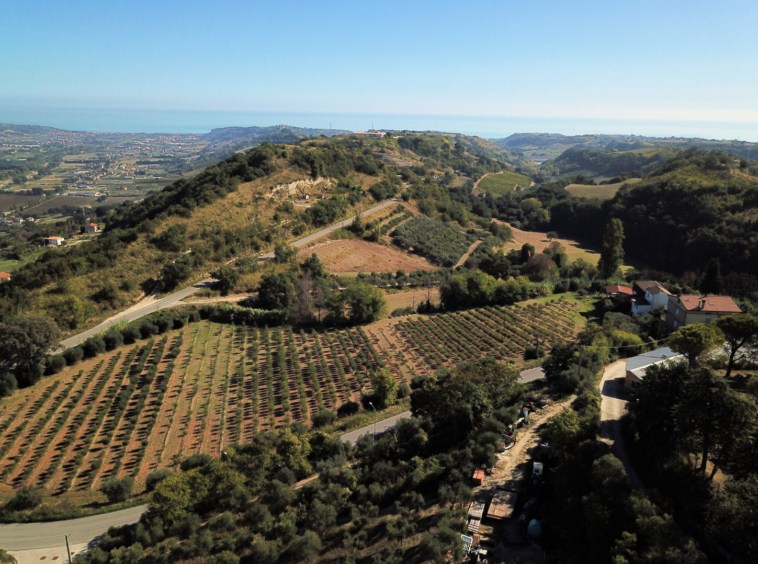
[385, 288, 441, 313]
[299, 238, 437, 274]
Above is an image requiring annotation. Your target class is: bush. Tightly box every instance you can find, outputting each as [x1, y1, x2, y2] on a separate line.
[311, 409, 336, 428]
[180, 453, 212, 471]
[145, 468, 173, 492]
[155, 317, 172, 334]
[82, 337, 106, 358]
[189, 311, 202, 323]
[121, 326, 142, 344]
[103, 331, 124, 351]
[391, 307, 414, 317]
[139, 322, 158, 339]
[63, 346, 84, 365]
[100, 476, 134, 503]
[337, 401, 360, 418]
[396, 384, 410, 399]
[524, 345, 546, 360]
[0, 372, 17, 398]
[209, 512, 236, 533]
[45, 354, 67, 375]
[208, 551, 239, 564]
[6, 486, 43, 511]
[0, 549, 16, 564]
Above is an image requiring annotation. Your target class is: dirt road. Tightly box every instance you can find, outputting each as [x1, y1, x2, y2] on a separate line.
[599, 360, 644, 489]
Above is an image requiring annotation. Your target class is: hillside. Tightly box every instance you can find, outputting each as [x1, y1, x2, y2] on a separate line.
[539, 147, 678, 179]
[491, 132, 758, 164]
[200, 125, 351, 153]
[0, 133, 508, 331]
[470, 149, 758, 280]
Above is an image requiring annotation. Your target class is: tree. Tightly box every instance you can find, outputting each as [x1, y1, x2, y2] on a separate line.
[100, 476, 134, 503]
[701, 258, 723, 295]
[670, 323, 723, 367]
[676, 368, 756, 476]
[715, 314, 758, 378]
[145, 468, 173, 492]
[597, 218, 624, 278]
[249, 540, 280, 564]
[161, 258, 192, 291]
[301, 253, 326, 278]
[149, 475, 192, 524]
[289, 530, 322, 564]
[274, 241, 297, 263]
[343, 283, 387, 324]
[519, 243, 535, 264]
[370, 368, 398, 408]
[211, 265, 240, 296]
[0, 316, 61, 387]
[7, 486, 43, 510]
[257, 272, 298, 310]
[547, 231, 558, 241]
[307, 499, 337, 535]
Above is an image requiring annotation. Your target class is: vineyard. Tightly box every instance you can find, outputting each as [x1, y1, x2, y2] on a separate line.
[391, 215, 477, 266]
[0, 300, 578, 500]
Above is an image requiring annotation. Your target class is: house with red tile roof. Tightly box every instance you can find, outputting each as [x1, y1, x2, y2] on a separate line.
[85, 222, 99, 233]
[605, 285, 633, 297]
[0, 272, 10, 282]
[666, 294, 742, 331]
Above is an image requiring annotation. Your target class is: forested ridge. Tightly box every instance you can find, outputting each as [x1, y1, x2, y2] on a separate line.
[538, 147, 678, 179]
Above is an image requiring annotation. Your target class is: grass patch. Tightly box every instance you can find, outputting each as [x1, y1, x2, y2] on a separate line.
[565, 178, 641, 200]
[477, 170, 533, 194]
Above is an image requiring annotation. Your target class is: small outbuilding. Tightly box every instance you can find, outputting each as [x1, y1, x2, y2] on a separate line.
[472, 469, 485, 486]
[605, 285, 633, 297]
[625, 347, 683, 389]
[0, 272, 10, 282]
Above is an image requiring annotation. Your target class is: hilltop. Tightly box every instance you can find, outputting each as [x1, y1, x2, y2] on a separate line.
[200, 125, 351, 154]
[538, 146, 679, 179]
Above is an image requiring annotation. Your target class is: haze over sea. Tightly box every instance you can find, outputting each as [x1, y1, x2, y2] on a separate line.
[2, 106, 757, 141]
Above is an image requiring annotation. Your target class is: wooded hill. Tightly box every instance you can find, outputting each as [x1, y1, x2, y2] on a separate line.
[538, 147, 679, 179]
[466, 149, 758, 282]
[0, 134, 508, 329]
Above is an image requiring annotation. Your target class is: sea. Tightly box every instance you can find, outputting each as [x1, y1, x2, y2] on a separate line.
[1, 106, 757, 141]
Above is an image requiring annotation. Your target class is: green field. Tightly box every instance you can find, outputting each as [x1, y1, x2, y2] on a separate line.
[565, 177, 641, 200]
[477, 170, 533, 194]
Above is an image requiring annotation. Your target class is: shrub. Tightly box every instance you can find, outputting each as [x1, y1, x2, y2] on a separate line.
[139, 322, 159, 339]
[121, 326, 142, 344]
[396, 383, 410, 399]
[103, 331, 124, 351]
[189, 311, 202, 323]
[337, 401, 360, 418]
[180, 453, 212, 471]
[524, 345, 546, 360]
[45, 354, 67, 375]
[311, 409, 336, 428]
[63, 346, 84, 365]
[6, 486, 43, 511]
[100, 476, 134, 503]
[209, 512, 236, 533]
[145, 468, 172, 492]
[208, 551, 239, 564]
[0, 373, 17, 398]
[82, 337, 106, 358]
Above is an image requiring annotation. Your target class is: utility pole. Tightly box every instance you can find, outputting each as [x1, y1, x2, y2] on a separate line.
[576, 345, 584, 381]
[65, 534, 72, 564]
[368, 401, 377, 456]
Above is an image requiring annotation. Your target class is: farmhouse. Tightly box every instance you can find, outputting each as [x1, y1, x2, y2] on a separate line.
[85, 222, 99, 233]
[625, 347, 683, 389]
[0, 272, 10, 282]
[605, 285, 633, 297]
[44, 236, 64, 246]
[630, 280, 671, 315]
[665, 294, 742, 331]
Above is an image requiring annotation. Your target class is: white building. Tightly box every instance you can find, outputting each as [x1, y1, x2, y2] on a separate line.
[630, 281, 671, 315]
[624, 347, 683, 389]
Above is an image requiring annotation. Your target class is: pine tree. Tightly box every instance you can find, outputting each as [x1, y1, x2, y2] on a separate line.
[597, 219, 625, 279]
[701, 258, 723, 294]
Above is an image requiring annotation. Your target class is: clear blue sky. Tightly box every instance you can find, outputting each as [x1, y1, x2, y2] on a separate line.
[2, 0, 757, 125]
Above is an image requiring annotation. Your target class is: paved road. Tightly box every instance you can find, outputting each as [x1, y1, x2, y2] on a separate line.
[341, 410, 412, 445]
[598, 360, 644, 489]
[0, 409, 413, 554]
[0, 505, 147, 551]
[59, 198, 401, 350]
[519, 366, 545, 383]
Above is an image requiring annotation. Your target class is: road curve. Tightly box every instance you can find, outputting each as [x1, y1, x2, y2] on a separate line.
[0, 408, 413, 553]
[598, 360, 644, 490]
[59, 198, 401, 350]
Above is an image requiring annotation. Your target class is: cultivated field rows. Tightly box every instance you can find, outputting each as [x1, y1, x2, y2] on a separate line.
[0, 300, 578, 498]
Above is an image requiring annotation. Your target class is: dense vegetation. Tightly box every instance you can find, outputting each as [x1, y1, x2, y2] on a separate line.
[539, 147, 677, 179]
[392, 216, 477, 267]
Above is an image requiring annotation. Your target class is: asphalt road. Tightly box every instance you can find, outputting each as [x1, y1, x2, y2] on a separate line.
[59, 198, 401, 350]
[341, 410, 412, 445]
[0, 505, 147, 551]
[0, 408, 413, 553]
[598, 360, 644, 490]
[518, 366, 545, 383]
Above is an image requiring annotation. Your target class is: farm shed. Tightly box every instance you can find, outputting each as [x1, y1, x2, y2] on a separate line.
[625, 347, 683, 389]
[472, 469, 485, 486]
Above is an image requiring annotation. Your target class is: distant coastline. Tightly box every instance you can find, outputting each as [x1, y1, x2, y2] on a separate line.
[1, 106, 757, 141]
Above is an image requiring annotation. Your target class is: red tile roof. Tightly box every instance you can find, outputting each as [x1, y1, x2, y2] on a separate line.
[677, 295, 742, 313]
[605, 285, 633, 295]
[0, 272, 10, 279]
